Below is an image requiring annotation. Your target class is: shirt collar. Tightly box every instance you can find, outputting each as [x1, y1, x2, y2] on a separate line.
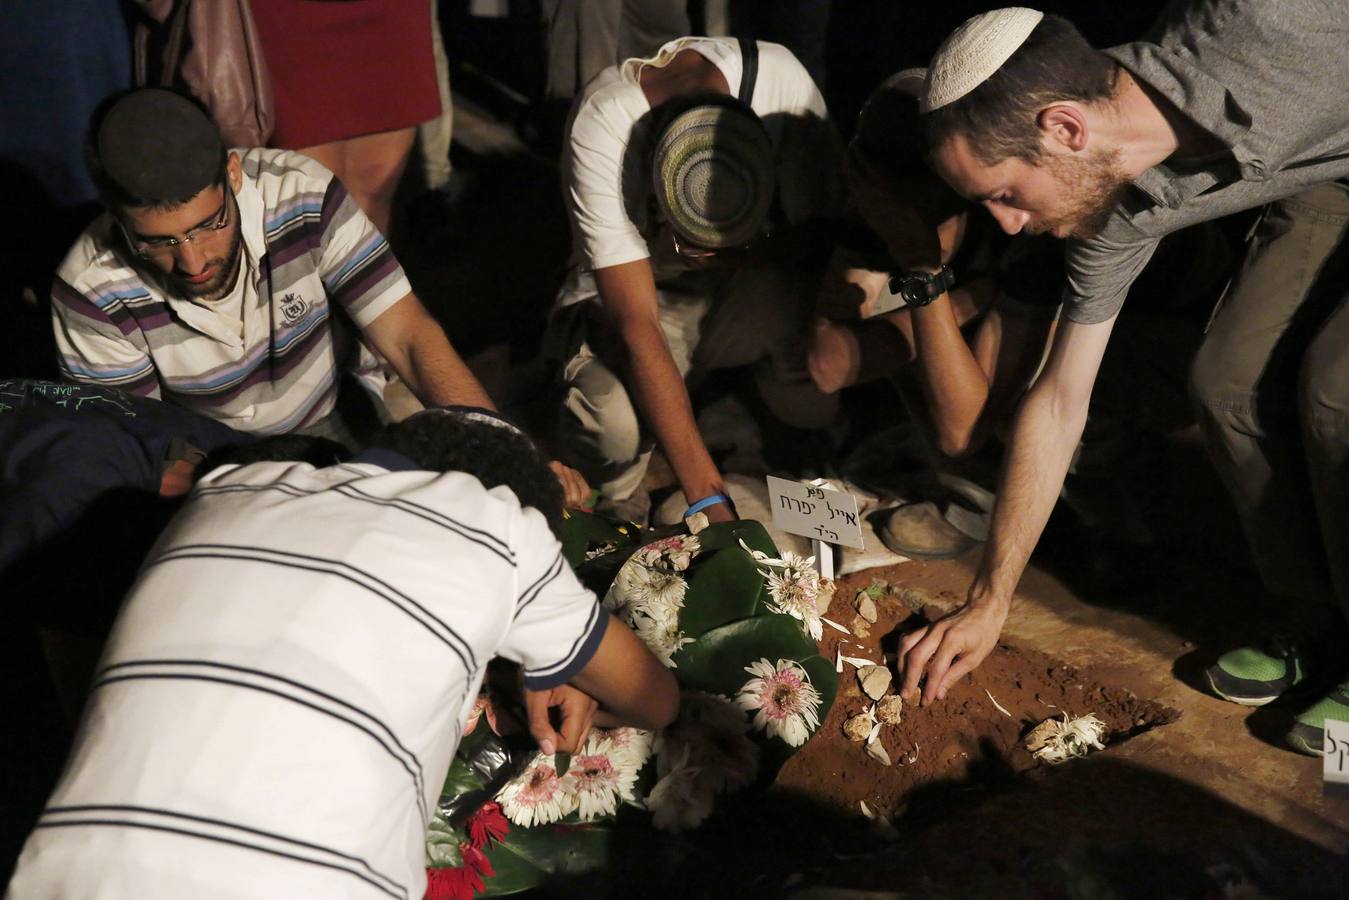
[1107, 42, 1267, 209]
[351, 447, 420, 471]
[234, 165, 267, 263]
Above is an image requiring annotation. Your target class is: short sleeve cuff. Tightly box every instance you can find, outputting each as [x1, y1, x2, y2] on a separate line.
[522, 605, 609, 691]
[348, 271, 413, 329]
[1060, 293, 1124, 325]
[584, 243, 651, 273]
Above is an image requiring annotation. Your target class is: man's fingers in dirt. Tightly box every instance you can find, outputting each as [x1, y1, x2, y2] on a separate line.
[934, 651, 983, 702]
[897, 625, 937, 700]
[922, 637, 963, 706]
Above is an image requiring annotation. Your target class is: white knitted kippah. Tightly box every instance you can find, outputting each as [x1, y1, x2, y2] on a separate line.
[921, 7, 1045, 113]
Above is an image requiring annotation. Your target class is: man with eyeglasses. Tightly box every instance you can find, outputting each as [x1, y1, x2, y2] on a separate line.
[551, 36, 845, 523]
[49, 88, 498, 453]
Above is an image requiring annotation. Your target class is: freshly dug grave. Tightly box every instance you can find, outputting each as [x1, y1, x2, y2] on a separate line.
[775, 570, 1179, 821]
[558, 569, 1214, 900]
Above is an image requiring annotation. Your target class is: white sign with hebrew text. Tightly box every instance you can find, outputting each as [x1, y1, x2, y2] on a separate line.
[765, 475, 865, 550]
[1325, 718, 1349, 792]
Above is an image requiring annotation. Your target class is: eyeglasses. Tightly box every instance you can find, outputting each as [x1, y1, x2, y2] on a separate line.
[121, 188, 232, 259]
[671, 227, 765, 262]
[671, 229, 720, 260]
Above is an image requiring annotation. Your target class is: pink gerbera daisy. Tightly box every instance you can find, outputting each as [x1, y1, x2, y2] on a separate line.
[497, 754, 577, 827]
[561, 736, 638, 820]
[735, 658, 822, 747]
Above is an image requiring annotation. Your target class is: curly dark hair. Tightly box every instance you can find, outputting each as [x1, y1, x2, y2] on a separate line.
[370, 410, 565, 535]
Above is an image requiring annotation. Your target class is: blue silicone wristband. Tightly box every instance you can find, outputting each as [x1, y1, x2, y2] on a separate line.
[683, 493, 730, 519]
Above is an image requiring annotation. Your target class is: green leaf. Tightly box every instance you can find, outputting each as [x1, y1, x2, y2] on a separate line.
[478, 842, 546, 895]
[424, 808, 464, 868]
[675, 615, 826, 697]
[677, 546, 767, 639]
[480, 823, 612, 896]
[439, 754, 487, 798]
[690, 520, 779, 557]
[556, 510, 642, 569]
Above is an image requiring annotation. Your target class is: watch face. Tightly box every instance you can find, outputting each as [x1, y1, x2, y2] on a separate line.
[901, 281, 925, 303]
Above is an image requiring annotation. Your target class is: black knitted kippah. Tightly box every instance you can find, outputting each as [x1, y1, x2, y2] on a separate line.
[96, 88, 223, 202]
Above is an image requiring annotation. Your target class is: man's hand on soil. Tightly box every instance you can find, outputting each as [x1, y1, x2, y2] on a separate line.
[896, 600, 1007, 705]
[524, 683, 598, 755]
[549, 460, 592, 509]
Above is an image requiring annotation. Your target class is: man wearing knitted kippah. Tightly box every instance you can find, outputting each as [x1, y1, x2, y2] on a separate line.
[897, 4, 1349, 757]
[552, 36, 845, 523]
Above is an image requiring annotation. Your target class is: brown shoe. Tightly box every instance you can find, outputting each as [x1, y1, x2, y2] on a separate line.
[878, 501, 980, 560]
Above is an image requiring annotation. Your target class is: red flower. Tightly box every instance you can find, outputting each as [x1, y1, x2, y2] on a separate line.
[466, 801, 510, 849]
[424, 839, 498, 900]
[424, 860, 484, 900]
[460, 842, 495, 879]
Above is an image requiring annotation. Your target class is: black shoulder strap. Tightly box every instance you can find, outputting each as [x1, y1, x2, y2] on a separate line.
[737, 37, 758, 106]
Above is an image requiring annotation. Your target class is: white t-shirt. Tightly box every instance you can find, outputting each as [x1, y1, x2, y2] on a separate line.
[7, 452, 607, 900]
[563, 37, 844, 276]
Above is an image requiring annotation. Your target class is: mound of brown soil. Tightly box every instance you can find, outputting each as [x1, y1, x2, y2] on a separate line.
[777, 569, 1179, 820]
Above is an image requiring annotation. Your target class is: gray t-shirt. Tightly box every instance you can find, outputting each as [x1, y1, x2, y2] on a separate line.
[1064, 0, 1349, 324]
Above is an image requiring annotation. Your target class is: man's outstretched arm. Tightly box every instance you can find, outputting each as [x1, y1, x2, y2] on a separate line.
[363, 292, 593, 506]
[362, 291, 495, 410]
[525, 614, 680, 754]
[896, 314, 1118, 704]
[595, 259, 734, 521]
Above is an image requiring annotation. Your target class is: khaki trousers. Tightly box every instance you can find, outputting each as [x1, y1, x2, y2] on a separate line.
[556, 263, 836, 501]
[1191, 181, 1349, 620]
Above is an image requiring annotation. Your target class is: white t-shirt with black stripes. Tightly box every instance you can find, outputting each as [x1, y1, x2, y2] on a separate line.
[8, 450, 607, 900]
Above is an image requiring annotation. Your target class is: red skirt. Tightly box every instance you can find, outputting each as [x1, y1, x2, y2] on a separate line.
[249, 0, 441, 149]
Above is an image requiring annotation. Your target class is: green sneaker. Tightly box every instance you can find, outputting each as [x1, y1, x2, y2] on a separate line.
[1204, 636, 1313, 706]
[1286, 681, 1349, 756]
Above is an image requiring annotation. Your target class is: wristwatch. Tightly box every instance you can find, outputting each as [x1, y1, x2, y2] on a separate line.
[888, 265, 956, 308]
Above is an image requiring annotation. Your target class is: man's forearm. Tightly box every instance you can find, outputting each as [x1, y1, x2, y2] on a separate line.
[363, 293, 495, 411]
[970, 377, 1088, 611]
[619, 318, 725, 504]
[400, 324, 495, 410]
[910, 294, 990, 456]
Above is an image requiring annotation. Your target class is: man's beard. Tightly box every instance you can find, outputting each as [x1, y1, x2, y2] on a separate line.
[1035, 149, 1131, 240]
[158, 228, 244, 303]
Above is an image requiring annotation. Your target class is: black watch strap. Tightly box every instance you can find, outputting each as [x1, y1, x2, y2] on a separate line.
[888, 265, 956, 308]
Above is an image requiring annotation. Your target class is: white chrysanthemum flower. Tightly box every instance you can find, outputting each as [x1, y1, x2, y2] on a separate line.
[634, 613, 694, 668]
[735, 658, 823, 747]
[1025, 713, 1109, 764]
[655, 692, 758, 793]
[629, 566, 688, 624]
[602, 560, 644, 614]
[739, 542, 825, 640]
[636, 534, 702, 572]
[497, 753, 578, 827]
[560, 735, 639, 821]
[603, 726, 654, 770]
[761, 565, 824, 640]
[646, 745, 716, 832]
[604, 561, 689, 628]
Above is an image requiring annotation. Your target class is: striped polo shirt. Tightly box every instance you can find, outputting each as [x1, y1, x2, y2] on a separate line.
[51, 149, 411, 434]
[7, 451, 608, 900]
